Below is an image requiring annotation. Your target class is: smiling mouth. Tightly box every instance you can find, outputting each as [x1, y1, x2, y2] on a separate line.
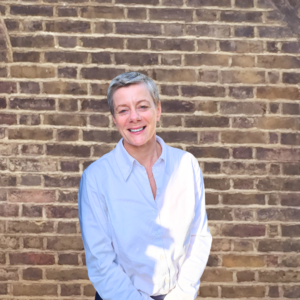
[128, 126, 146, 133]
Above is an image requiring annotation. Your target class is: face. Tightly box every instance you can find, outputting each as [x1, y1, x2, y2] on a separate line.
[112, 83, 161, 149]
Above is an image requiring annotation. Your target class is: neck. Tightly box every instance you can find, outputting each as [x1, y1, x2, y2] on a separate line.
[123, 134, 161, 169]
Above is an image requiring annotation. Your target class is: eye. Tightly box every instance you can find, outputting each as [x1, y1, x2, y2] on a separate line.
[139, 105, 148, 110]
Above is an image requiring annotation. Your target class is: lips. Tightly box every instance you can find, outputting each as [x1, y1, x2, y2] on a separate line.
[128, 126, 146, 133]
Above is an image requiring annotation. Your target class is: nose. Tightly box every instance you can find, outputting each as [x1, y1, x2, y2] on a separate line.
[129, 108, 141, 122]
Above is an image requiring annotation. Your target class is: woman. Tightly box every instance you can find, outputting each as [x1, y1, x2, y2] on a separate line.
[78, 72, 212, 300]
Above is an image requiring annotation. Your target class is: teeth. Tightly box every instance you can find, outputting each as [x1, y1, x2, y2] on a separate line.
[130, 127, 144, 132]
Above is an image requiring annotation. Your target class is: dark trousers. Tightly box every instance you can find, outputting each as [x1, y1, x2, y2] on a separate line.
[95, 292, 166, 300]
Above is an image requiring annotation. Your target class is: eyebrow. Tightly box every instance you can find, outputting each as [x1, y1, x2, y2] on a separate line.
[116, 99, 150, 110]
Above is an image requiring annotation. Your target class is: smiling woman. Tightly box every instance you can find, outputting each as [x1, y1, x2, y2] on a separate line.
[78, 72, 212, 300]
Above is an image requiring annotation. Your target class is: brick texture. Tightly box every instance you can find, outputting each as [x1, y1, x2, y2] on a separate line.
[0, 0, 299, 299]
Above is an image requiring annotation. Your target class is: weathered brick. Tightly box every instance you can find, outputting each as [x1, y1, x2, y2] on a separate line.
[201, 268, 233, 282]
[23, 20, 43, 32]
[186, 54, 228, 66]
[57, 7, 77, 17]
[221, 286, 265, 298]
[23, 268, 43, 281]
[57, 221, 77, 234]
[11, 5, 53, 16]
[257, 55, 300, 69]
[22, 205, 42, 217]
[115, 53, 158, 65]
[186, 24, 230, 37]
[127, 38, 148, 50]
[150, 8, 193, 21]
[282, 42, 300, 53]
[259, 26, 294, 38]
[60, 161, 80, 172]
[45, 21, 90, 33]
[195, 9, 217, 21]
[199, 286, 218, 297]
[220, 40, 263, 53]
[221, 11, 262, 22]
[21, 144, 44, 156]
[151, 39, 194, 51]
[188, 0, 231, 7]
[44, 175, 80, 188]
[0, 82, 17, 93]
[58, 36, 77, 48]
[181, 85, 225, 97]
[85, 37, 122, 50]
[260, 270, 300, 282]
[221, 70, 265, 84]
[47, 144, 90, 157]
[81, 67, 125, 80]
[44, 81, 87, 95]
[8, 128, 53, 140]
[116, 22, 161, 35]
[83, 130, 121, 143]
[47, 236, 83, 251]
[7, 221, 54, 233]
[8, 190, 56, 203]
[10, 35, 54, 48]
[127, 8, 147, 19]
[13, 52, 40, 62]
[11, 66, 55, 79]
[10, 98, 55, 110]
[222, 224, 265, 237]
[8, 158, 57, 172]
[45, 51, 88, 63]
[20, 82, 40, 94]
[187, 146, 229, 158]
[10, 253, 55, 265]
[256, 148, 299, 162]
[61, 284, 81, 296]
[207, 208, 232, 220]
[13, 284, 57, 296]
[46, 206, 78, 218]
[223, 255, 264, 267]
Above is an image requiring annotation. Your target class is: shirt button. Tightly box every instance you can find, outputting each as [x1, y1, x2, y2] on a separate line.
[160, 254, 164, 260]
[164, 277, 169, 284]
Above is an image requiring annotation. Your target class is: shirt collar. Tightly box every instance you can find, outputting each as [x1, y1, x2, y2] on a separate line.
[114, 135, 169, 181]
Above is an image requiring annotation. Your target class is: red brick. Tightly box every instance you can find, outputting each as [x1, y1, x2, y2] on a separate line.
[13, 52, 40, 62]
[0, 175, 17, 186]
[20, 82, 40, 94]
[260, 270, 300, 282]
[10, 252, 55, 265]
[207, 208, 232, 220]
[257, 55, 300, 69]
[237, 271, 255, 282]
[116, 0, 158, 3]
[223, 193, 264, 205]
[57, 221, 77, 234]
[60, 161, 80, 172]
[61, 284, 81, 296]
[47, 144, 90, 157]
[0, 82, 17, 93]
[199, 286, 218, 297]
[57, 7, 77, 17]
[185, 116, 229, 127]
[259, 26, 294, 38]
[127, 8, 146, 19]
[256, 148, 299, 162]
[81, 37, 123, 49]
[221, 11, 262, 22]
[0, 113, 17, 125]
[8, 190, 56, 203]
[0, 204, 18, 217]
[205, 178, 230, 190]
[187, 146, 229, 158]
[157, 131, 197, 144]
[281, 133, 300, 145]
[221, 70, 265, 84]
[23, 237, 43, 249]
[22, 205, 42, 218]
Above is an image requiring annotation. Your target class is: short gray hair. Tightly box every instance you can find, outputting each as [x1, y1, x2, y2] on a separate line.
[107, 72, 160, 115]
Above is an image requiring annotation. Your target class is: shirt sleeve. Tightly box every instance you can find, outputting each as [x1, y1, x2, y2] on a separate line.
[78, 170, 151, 300]
[165, 157, 212, 300]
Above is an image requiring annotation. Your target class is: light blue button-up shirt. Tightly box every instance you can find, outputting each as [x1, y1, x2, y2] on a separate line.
[78, 136, 212, 300]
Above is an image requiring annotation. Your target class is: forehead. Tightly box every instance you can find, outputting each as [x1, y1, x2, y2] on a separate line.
[113, 83, 154, 104]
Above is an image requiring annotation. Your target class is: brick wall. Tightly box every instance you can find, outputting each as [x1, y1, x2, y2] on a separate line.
[0, 0, 299, 298]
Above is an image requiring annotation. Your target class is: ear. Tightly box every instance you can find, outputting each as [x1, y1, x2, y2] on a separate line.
[156, 101, 161, 121]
